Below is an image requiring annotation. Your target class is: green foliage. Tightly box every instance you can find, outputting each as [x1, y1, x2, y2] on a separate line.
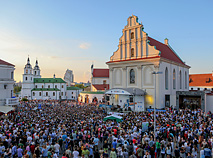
[14, 86, 22, 93]
[22, 98, 28, 101]
[75, 84, 85, 89]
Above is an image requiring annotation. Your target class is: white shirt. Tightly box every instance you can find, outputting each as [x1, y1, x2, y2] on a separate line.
[73, 151, 79, 158]
[54, 143, 60, 152]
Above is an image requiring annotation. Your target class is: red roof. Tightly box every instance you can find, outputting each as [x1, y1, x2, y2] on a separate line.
[189, 73, 213, 87]
[0, 59, 15, 66]
[93, 84, 109, 90]
[93, 69, 109, 78]
[148, 37, 185, 65]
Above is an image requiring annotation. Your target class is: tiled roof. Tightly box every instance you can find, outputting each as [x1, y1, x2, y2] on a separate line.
[67, 86, 82, 90]
[93, 69, 109, 78]
[31, 88, 60, 91]
[0, 59, 15, 66]
[189, 73, 213, 87]
[34, 78, 66, 83]
[92, 84, 109, 91]
[148, 37, 186, 65]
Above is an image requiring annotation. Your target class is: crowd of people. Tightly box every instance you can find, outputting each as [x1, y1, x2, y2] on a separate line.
[0, 100, 213, 158]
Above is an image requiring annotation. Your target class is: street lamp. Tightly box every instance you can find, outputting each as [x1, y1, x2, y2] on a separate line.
[152, 71, 162, 142]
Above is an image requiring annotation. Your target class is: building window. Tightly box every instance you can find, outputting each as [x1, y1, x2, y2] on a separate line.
[11, 71, 13, 79]
[129, 96, 133, 102]
[35, 85, 37, 88]
[131, 48, 134, 57]
[33, 92, 35, 96]
[39, 92, 41, 96]
[55, 85, 57, 88]
[31, 77, 32, 81]
[185, 71, 187, 89]
[103, 80, 106, 84]
[204, 88, 207, 90]
[191, 88, 193, 90]
[180, 70, 182, 89]
[165, 67, 168, 90]
[26, 69, 28, 74]
[35, 71, 36, 75]
[53, 92, 55, 96]
[46, 92, 48, 96]
[198, 88, 200, 90]
[173, 69, 176, 89]
[61, 92, 63, 96]
[72, 96, 73, 98]
[72, 92, 73, 94]
[42, 85, 44, 88]
[62, 85, 64, 88]
[130, 69, 135, 84]
[26, 77, 27, 81]
[131, 32, 134, 39]
[48, 85, 50, 88]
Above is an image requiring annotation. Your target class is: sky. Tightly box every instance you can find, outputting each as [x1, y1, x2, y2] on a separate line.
[0, 0, 213, 82]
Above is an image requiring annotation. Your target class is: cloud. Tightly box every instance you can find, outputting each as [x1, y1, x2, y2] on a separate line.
[79, 43, 91, 49]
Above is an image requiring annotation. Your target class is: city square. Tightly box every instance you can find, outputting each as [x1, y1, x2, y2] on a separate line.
[0, 1, 213, 158]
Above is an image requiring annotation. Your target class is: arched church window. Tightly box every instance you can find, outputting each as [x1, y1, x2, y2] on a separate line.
[131, 48, 134, 57]
[180, 70, 182, 89]
[173, 69, 176, 89]
[35, 71, 36, 75]
[42, 85, 44, 88]
[25, 77, 27, 81]
[131, 32, 134, 39]
[165, 67, 168, 90]
[26, 69, 28, 74]
[185, 71, 187, 89]
[130, 69, 135, 84]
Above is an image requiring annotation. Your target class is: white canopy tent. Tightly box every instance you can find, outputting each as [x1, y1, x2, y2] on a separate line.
[0, 106, 15, 114]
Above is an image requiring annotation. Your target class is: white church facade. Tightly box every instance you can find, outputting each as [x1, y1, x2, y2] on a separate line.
[21, 57, 67, 100]
[106, 15, 190, 109]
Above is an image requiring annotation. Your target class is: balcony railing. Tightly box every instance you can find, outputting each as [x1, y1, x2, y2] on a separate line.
[5, 98, 19, 106]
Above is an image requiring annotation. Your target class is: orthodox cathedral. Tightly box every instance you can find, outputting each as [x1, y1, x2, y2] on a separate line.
[21, 57, 67, 100]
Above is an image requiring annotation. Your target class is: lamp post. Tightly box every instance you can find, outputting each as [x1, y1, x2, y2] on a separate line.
[152, 71, 162, 142]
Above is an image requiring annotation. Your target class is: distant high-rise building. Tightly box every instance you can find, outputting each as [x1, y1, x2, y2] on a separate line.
[64, 69, 74, 86]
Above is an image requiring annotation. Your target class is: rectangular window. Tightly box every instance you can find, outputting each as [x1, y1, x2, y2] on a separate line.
[129, 96, 133, 103]
[55, 85, 57, 88]
[42, 85, 44, 88]
[72, 92, 73, 94]
[33, 92, 35, 96]
[62, 85, 64, 88]
[48, 85, 50, 88]
[46, 92, 48, 96]
[61, 92, 63, 96]
[26, 77, 27, 81]
[53, 92, 55, 96]
[35, 85, 37, 88]
[103, 80, 106, 84]
[39, 92, 41, 96]
[11, 71, 13, 79]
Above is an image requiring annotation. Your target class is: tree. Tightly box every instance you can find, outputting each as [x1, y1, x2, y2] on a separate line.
[75, 84, 85, 89]
[14, 86, 22, 93]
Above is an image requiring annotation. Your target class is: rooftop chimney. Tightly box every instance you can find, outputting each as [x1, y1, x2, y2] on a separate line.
[164, 38, 169, 45]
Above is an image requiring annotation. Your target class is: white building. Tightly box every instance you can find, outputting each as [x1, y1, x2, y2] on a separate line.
[64, 69, 74, 86]
[91, 68, 109, 91]
[106, 15, 190, 109]
[78, 67, 109, 104]
[67, 86, 82, 101]
[21, 57, 67, 100]
[0, 59, 18, 106]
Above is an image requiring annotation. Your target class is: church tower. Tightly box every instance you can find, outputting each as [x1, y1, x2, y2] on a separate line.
[21, 57, 35, 99]
[33, 59, 41, 78]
